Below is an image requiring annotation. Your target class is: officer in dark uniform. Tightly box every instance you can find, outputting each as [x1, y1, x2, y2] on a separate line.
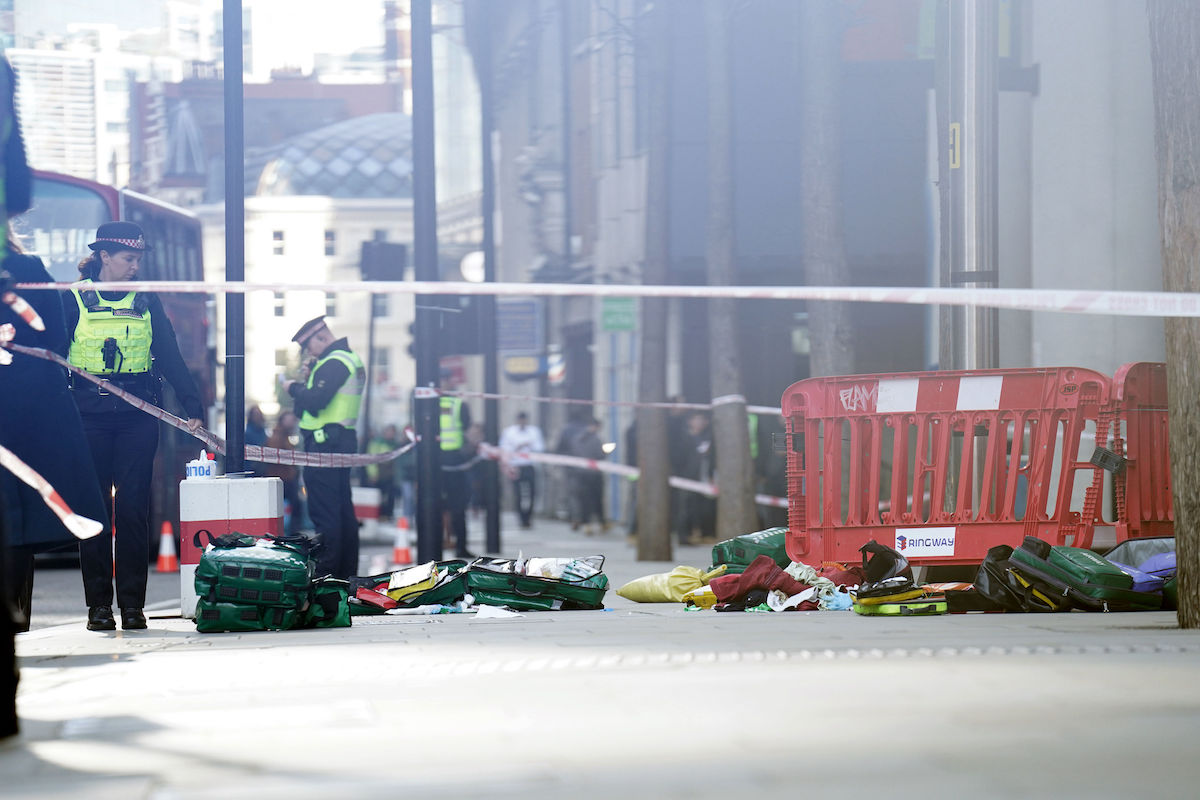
[66, 221, 204, 632]
[283, 316, 364, 578]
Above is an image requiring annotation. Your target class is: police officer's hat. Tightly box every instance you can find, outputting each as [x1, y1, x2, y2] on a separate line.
[88, 221, 151, 252]
[292, 315, 329, 348]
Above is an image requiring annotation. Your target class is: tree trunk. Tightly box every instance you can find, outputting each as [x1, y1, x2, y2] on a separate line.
[1147, 2, 1200, 628]
[635, 0, 673, 560]
[799, 0, 855, 377]
[704, 0, 758, 539]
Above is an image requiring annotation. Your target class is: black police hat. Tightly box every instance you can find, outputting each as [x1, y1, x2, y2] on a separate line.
[88, 221, 151, 252]
[292, 315, 329, 347]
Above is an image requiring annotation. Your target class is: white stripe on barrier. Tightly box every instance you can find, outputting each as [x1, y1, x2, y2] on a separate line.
[957, 375, 1004, 411]
[18, 279, 1200, 318]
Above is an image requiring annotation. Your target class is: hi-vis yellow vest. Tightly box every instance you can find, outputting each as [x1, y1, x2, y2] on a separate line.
[299, 348, 365, 432]
[68, 281, 152, 375]
[439, 396, 464, 450]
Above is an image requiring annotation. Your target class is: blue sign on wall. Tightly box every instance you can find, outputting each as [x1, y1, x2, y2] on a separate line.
[496, 298, 543, 354]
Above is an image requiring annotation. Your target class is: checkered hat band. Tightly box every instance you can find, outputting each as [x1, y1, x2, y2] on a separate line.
[100, 236, 145, 248]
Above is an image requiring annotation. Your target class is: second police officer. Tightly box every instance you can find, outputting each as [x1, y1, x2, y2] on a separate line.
[284, 316, 364, 579]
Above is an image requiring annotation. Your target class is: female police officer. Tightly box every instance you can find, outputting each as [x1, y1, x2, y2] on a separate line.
[66, 221, 203, 631]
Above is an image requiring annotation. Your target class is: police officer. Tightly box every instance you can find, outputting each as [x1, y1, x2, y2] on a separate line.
[283, 316, 364, 578]
[66, 221, 204, 632]
[438, 372, 473, 558]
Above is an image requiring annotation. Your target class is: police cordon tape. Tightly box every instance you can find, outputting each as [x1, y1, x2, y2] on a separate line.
[14, 278, 1200, 318]
[521, 450, 788, 509]
[2, 340, 781, 504]
[0, 443, 103, 540]
[1, 288, 43, 331]
[440, 388, 780, 417]
[2, 342, 415, 469]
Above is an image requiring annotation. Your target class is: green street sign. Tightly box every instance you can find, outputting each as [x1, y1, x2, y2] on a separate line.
[601, 297, 636, 332]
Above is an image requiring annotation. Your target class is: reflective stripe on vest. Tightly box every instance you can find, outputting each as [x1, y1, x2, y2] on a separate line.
[439, 396, 464, 450]
[68, 281, 152, 374]
[299, 348, 365, 431]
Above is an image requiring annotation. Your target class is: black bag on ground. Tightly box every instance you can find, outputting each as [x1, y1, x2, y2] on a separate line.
[854, 540, 915, 599]
[969, 543, 1066, 613]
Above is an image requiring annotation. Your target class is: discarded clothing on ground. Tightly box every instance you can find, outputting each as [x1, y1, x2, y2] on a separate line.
[616, 564, 727, 602]
[708, 555, 815, 609]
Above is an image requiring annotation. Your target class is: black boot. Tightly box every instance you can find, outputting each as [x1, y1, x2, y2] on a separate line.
[86, 606, 116, 631]
[120, 609, 147, 630]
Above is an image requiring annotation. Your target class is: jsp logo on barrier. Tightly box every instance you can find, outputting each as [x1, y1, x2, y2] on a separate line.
[895, 527, 956, 557]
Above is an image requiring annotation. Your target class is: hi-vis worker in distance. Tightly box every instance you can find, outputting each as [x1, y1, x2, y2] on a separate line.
[283, 315, 365, 578]
[67, 221, 204, 633]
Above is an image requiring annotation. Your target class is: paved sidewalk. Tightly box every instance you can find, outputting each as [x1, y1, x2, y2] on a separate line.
[7, 514, 1200, 798]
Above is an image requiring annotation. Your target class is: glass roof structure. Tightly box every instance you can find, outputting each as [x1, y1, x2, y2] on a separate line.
[247, 112, 413, 199]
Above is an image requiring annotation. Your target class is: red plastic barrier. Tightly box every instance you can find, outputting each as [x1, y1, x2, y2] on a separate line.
[782, 366, 1118, 566]
[1109, 362, 1173, 541]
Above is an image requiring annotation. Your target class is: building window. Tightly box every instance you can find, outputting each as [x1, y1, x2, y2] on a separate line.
[325, 292, 337, 317]
[324, 229, 336, 256]
[372, 346, 390, 383]
[273, 230, 285, 255]
[273, 291, 285, 317]
[371, 294, 389, 317]
[274, 348, 288, 368]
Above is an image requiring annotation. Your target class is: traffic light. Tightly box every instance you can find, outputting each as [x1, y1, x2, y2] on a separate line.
[407, 321, 416, 359]
[361, 241, 408, 281]
[429, 293, 483, 356]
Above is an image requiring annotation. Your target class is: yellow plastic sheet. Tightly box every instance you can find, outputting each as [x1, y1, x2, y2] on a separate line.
[615, 564, 727, 603]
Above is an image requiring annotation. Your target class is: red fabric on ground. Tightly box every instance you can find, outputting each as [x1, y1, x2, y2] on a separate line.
[709, 555, 810, 603]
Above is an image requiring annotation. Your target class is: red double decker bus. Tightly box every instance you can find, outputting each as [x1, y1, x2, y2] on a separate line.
[13, 170, 217, 543]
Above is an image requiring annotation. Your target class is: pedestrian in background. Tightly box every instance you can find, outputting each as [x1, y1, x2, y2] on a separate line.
[679, 411, 716, 544]
[365, 424, 400, 520]
[572, 417, 607, 536]
[244, 404, 267, 476]
[67, 221, 204, 632]
[284, 315, 364, 578]
[438, 372, 473, 558]
[555, 409, 587, 528]
[396, 424, 417, 530]
[499, 411, 544, 528]
[264, 410, 306, 535]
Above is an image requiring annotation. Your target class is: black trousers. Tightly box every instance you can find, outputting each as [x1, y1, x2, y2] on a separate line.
[512, 465, 536, 527]
[79, 411, 158, 609]
[441, 450, 471, 556]
[305, 463, 359, 579]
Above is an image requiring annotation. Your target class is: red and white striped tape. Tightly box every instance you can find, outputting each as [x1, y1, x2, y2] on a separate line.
[2, 290, 44, 331]
[521, 450, 788, 508]
[16, 278, 1200, 318]
[439, 387, 780, 417]
[2, 342, 415, 469]
[0, 443, 103, 540]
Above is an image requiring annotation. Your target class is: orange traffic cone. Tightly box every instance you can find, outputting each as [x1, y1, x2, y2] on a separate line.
[156, 521, 179, 573]
[392, 516, 413, 567]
